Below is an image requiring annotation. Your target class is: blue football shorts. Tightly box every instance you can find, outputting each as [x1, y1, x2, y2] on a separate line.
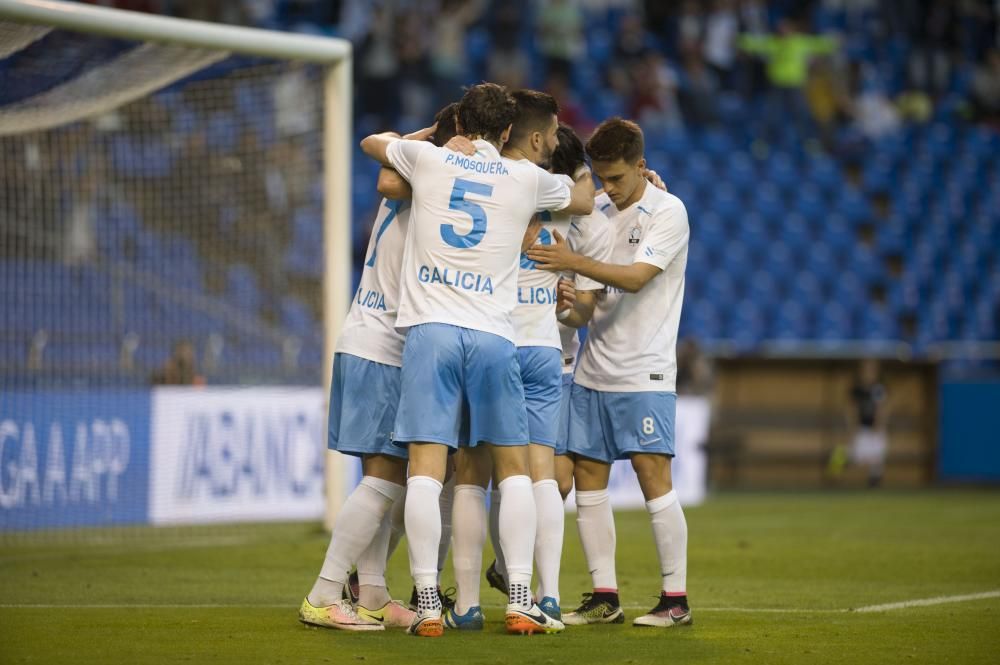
[566, 384, 676, 463]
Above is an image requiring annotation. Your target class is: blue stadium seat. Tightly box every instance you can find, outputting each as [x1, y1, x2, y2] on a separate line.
[859, 306, 899, 340]
[226, 263, 261, 313]
[745, 269, 779, 311]
[687, 301, 721, 339]
[815, 302, 854, 340]
[710, 183, 742, 222]
[752, 182, 785, 222]
[705, 272, 737, 304]
[729, 300, 766, 349]
[822, 214, 855, 253]
[765, 152, 798, 191]
[788, 269, 823, 303]
[780, 214, 814, 253]
[794, 184, 826, 221]
[924, 122, 958, 160]
[701, 129, 735, 159]
[686, 152, 715, 188]
[771, 301, 810, 339]
[838, 189, 872, 224]
[806, 155, 844, 191]
[861, 155, 894, 194]
[280, 296, 315, 336]
[963, 127, 1000, 160]
[725, 151, 757, 192]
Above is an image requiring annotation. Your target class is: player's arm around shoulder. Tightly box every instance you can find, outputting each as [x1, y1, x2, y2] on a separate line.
[377, 167, 412, 200]
[564, 166, 596, 215]
[360, 124, 436, 171]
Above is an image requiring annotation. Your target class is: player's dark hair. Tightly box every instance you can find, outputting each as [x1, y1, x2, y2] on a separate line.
[507, 89, 559, 146]
[457, 82, 517, 144]
[432, 102, 459, 147]
[586, 117, 644, 164]
[550, 123, 586, 177]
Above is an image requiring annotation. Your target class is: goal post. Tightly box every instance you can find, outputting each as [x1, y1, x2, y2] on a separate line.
[0, 0, 353, 532]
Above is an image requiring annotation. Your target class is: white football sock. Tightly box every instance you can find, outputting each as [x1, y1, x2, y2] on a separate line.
[451, 484, 487, 614]
[356, 497, 399, 609]
[533, 479, 564, 603]
[437, 475, 456, 583]
[646, 490, 688, 596]
[575, 489, 617, 592]
[405, 475, 443, 609]
[488, 488, 508, 581]
[386, 486, 406, 561]
[498, 474, 536, 608]
[309, 476, 402, 607]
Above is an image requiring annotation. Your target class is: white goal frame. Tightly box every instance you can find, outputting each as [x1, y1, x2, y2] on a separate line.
[0, 0, 354, 529]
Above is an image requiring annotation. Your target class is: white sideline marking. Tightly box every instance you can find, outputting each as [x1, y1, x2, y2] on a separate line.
[2, 591, 998, 612]
[851, 590, 1000, 613]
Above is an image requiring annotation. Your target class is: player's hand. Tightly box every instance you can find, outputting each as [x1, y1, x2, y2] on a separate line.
[404, 123, 437, 141]
[521, 216, 543, 253]
[444, 135, 477, 156]
[526, 229, 577, 272]
[556, 278, 577, 314]
[643, 168, 667, 191]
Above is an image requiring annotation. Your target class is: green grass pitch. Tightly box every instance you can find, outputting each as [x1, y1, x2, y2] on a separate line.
[2, 491, 999, 664]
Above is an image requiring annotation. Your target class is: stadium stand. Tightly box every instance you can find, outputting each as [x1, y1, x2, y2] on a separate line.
[2, 1, 997, 387]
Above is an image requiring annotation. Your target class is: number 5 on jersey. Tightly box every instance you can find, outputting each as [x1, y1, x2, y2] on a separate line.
[442, 177, 492, 249]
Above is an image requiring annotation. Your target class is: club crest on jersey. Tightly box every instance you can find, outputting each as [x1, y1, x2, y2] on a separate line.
[628, 225, 642, 245]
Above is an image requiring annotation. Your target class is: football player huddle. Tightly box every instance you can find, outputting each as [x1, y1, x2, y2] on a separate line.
[299, 82, 691, 637]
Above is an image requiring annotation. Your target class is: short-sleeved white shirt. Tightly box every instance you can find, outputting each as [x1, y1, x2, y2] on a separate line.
[552, 193, 615, 370]
[574, 184, 689, 392]
[336, 198, 410, 367]
[385, 139, 572, 341]
[514, 175, 612, 349]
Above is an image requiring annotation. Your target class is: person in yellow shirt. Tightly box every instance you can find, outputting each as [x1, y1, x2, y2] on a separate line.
[739, 18, 838, 142]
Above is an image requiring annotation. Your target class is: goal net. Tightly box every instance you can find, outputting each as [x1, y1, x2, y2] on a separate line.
[0, 0, 355, 540]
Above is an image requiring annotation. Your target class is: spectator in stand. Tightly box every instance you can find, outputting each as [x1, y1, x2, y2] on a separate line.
[151, 340, 206, 386]
[396, 8, 434, 125]
[546, 71, 593, 134]
[703, 0, 740, 90]
[614, 12, 653, 69]
[907, 0, 959, 99]
[969, 48, 1000, 125]
[630, 50, 684, 131]
[429, 0, 486, 109]
[739, 16, 838, 140]
[678, 50, 720, 127]
[804, 54, 851, 148]
[677, 0, 705, 58]
[64, 171, 100, 267]
[606, 15, 646, 117]
[735, 0, 770, 97]
[356, 4, 400, 128]
[536, 0, 586, 80]
[488, 4, 530, 89]
[849, 66, 902, 140]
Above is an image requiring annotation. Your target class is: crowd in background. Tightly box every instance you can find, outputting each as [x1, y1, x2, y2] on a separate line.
[85, 0, 1000, 146]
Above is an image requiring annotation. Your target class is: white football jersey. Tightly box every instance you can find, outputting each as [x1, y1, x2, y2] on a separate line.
[515, 176, 613, 350]
[574, 185, 689, 392]
[336, 198, 410, 367]
[556, 199, 614, 371]
[386, 139, 572, 341]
